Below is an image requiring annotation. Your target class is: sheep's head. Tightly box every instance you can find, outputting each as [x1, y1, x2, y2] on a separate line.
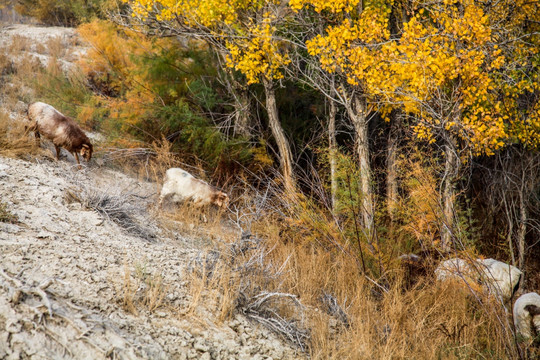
[81, 143, 93, 161]
[525, 304, 540, 317]
[213, 192, 229, 208]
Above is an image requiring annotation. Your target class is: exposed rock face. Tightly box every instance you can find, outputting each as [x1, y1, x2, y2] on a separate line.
[0, 156, 301, 359]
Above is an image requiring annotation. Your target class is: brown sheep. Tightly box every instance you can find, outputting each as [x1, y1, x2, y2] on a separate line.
[27, 102, 93, 169]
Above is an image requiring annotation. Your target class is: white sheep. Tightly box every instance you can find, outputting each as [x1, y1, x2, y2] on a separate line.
[435, 258, 475, 282]
[477, 258, 522, 301]
[435, 257, 522, 301]
[513, 292, 540, 341]
[27, 102, 93, 168]
[159, 168, 229, 209]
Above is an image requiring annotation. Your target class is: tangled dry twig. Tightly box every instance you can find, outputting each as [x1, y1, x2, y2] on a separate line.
[0, 268, 61, 317]
[65, 183, 156, 242]
[240, 291, 310, 352]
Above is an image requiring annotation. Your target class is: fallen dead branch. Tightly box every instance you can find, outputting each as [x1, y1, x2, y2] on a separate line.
[190, 233, 311, 351]
[0, 268, 61, 317]
[239, 291, 310, 352]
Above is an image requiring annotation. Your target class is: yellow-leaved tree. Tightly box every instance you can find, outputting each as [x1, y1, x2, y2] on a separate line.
[366, 0, 540, 250]
[120, 0, 296, 191]
[294, 0, 540, 250]
[289, 0, 395, 241]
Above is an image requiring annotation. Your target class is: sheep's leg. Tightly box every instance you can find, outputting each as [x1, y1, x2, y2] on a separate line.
[158, 194, 173, 211]
[25, 122, 41, 147]
[73, 152, 82, 170]
[33, 129, 41, 145]
[54, 145, 61, 160]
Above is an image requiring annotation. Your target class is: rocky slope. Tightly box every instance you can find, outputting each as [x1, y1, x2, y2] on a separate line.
[0, 156, 300, 360]
[0, 23, 302, 360]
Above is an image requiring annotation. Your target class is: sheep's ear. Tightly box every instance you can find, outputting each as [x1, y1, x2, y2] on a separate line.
[220, 193, 229, 204]
[82, 144, 90, 149]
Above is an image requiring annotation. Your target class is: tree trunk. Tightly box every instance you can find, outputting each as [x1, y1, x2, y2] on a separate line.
[386, 113, 399, 221]
[328, 99, 338, 213]
[233, 88, 252, 137]
[345, 95, 374, 240]
[441, 139, 459, 251]
[262, 78, 295, 192]
[517, 185, 527, 270]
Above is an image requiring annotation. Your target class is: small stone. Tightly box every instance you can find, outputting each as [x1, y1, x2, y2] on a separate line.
[5, 319, 21, 333]
[194, 339, 209, 352]
[1, 223, 20, 234]
[68, 202, 83, 211]
[36, 230, 53, 239]
[6, 350, 21, 360]
[187, 349, 198, 359]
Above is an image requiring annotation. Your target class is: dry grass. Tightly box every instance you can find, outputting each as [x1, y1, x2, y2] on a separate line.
[0, 201, 17, 224]
[65, 182, 157, 242]
[187, 234, 311, 350]
[0, 52, 15, 76]
[258, 237, 516, 359]
[159, 201, 234, 245]
[0, 109, 40, 159]
[118, 260, 168, 315]
[94, 139, 177, 182]
[46, 36, 67, 57]
[0, 32, 46, 115]
[8, 34, 31, 53]
[179, 178, 523, 359]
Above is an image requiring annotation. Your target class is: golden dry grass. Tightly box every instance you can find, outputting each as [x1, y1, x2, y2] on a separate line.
[180, 181, 522, 359]
[7, 34, 31, 53]
[46, 36, 67, 57]
[0, 201, 18, 223]
[263, 239, 515, 359]
[0, 109, 40, 159]
[117, 260, 169, 315]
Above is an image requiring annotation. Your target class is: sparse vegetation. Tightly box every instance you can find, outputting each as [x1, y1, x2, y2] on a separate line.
[0, 109, 39, 159]
[3, 0, 117, 26]
[119, 261, 168, 315]
[181, 197, 517, 358]
[65, 183, 156, 241]
[187, 234, 310, 351]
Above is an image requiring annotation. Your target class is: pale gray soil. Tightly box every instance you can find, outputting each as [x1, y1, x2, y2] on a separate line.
[0, 156, 299, 359]
[0, 24, 84, 71]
